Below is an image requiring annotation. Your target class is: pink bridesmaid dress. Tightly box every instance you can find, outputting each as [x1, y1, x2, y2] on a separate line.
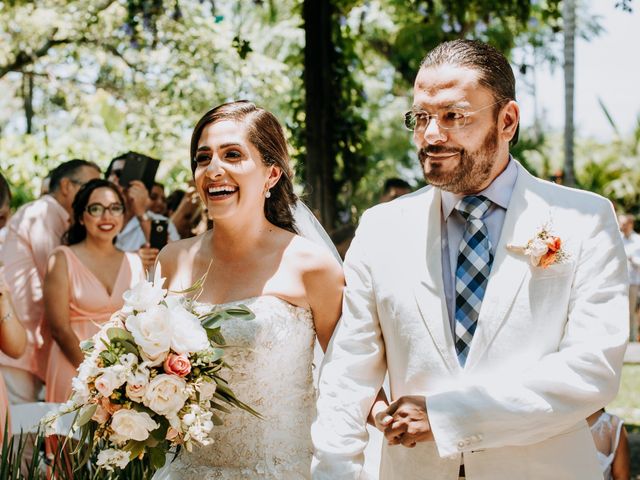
[45, 246, 145, 403]
[0, 371, 9, 438]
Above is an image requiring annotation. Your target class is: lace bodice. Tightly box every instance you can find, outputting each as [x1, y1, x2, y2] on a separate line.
[154, 295, 316, 480]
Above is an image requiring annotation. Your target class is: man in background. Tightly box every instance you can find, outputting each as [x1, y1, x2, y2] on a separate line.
[0, 159, 100, 404]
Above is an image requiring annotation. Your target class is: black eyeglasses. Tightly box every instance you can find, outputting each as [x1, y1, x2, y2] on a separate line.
[85, 203, 125, 217]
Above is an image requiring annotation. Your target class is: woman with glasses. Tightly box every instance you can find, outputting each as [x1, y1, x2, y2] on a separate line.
[43, 179, 145, 403]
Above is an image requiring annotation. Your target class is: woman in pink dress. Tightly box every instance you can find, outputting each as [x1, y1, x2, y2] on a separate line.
[0, 279, 26, 438]
[43, 179, 145, 403]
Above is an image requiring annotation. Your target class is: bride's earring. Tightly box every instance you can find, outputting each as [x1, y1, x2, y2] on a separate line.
[265, 189, 271, 199]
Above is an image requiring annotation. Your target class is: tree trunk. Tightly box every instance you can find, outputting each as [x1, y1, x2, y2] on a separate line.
[23, 72, 34, 134]
[303, 0, 336, 228]
[563, 0, 576, 187]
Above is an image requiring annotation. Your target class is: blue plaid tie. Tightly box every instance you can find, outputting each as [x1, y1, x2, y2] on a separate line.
[454, 195, 493, 366]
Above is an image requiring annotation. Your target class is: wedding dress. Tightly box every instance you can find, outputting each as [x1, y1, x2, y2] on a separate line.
[153, 295, 316, 479]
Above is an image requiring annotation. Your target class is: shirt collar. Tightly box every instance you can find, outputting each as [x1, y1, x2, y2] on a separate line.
[441, 157, 517, 220]
[43, 193, 71, 223]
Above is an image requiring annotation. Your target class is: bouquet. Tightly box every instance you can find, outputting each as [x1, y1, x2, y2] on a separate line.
[43, 268, 258, 476]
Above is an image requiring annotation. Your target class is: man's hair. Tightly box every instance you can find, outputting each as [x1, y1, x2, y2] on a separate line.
[0, 172, 11, 207]
[383, 178, 412, 194]
[420, 39, 519, 144]
[48, 159, 100, 193]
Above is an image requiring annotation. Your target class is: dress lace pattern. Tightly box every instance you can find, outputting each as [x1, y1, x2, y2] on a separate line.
[154, 295, 316, 480]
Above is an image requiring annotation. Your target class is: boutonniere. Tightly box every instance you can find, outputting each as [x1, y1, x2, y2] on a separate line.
[507, 223, 568, 268]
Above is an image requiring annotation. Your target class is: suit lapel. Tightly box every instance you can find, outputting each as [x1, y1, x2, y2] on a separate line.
[409, 188, 459, 372]
[464, 166, 549, 369]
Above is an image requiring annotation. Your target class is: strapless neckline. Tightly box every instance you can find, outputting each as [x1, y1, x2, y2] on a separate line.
[196, 294, 311, 314]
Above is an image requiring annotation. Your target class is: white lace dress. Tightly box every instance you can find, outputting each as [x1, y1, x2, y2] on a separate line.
[153, 295, 316, 479]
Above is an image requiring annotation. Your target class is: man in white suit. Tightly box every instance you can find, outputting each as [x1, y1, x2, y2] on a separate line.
[312, 39, 628, 480]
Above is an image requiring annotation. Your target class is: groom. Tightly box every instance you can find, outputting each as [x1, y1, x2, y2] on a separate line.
[312, 39, 628, 480]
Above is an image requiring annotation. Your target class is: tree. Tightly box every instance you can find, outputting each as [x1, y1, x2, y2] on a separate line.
[563, 0, 577, 187]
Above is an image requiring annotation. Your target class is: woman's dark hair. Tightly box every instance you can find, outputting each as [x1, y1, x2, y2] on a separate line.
[190, 101, 298, 234]
[0, 172, 11, 208]
[62, 179, 126, 246]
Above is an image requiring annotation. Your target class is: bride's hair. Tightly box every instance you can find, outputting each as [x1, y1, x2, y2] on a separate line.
[190, 101, 298, 234]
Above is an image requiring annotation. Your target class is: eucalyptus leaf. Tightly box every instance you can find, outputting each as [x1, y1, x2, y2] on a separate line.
[75, 403, 97, 428]
[106, 327, 136, 344]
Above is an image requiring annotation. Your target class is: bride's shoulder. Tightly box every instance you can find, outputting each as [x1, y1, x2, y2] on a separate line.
[285, 234, 342, 277]
[157, 233, 208, 277]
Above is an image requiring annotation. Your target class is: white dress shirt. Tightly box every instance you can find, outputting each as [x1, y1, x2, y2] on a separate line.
[115, 210, 180, 252]
[440, 158, 518, 333]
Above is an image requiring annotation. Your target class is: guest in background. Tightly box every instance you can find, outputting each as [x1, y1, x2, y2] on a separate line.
[149, 181, 168, 216]
[588, 408, 630, 480]
[618, 213, 640, 342]
[43, 179, 144, 403]
[0, 159, 100, 405]
[379, 177, 412, 203]
[168, 185, 205, 239]
[105, 157, 179, 271]
[0, 280, 26, 438]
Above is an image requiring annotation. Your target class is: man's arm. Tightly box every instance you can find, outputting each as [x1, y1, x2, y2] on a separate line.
[311, 211, 387, 479]
[424, 199, 628, 456]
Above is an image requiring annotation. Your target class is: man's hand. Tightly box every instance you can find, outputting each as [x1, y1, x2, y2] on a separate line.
[138, 244, 159, 273]
[127, 180, 150, 218]
[383, 395, 433, 447]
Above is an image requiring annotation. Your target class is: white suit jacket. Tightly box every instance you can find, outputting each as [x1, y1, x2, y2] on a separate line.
[312, 163, 628, 480]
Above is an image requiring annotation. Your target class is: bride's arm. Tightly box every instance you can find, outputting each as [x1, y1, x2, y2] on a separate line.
[302, 250, 344, 352]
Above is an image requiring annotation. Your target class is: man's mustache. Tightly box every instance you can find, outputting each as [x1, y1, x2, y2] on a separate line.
[418, 146, 462, 160]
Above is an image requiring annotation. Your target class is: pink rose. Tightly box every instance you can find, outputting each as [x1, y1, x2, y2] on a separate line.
[100, 397, 123, 415]
[166, 426, 180, 441]
[163, 353, 191, 377]
[92, 404, 110, 424]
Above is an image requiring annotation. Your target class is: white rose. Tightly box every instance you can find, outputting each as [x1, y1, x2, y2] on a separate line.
[125, 369, 150, 403]
[76, 355, 99, 382]
[71, 376, 90, 404]
[96, 448, 131, 471]
[527, 237, 549, 258]
[119, 353, 138, 370]
[94, 366, 127, 398]
[143, 374, 189, 416]
[169, 303, 209, 354]
[122, 278, 166, 312]
[109, 409, 159, 444]
[125, 305, 172, 359]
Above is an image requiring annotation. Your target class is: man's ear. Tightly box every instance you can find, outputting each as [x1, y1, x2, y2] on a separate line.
[500, 100, 520, 143]
[58, 177, 73, 197]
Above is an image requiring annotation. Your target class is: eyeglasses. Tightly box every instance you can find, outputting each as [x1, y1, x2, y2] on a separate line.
[85, 203, 125, 217]
[403, 99, 507, 132]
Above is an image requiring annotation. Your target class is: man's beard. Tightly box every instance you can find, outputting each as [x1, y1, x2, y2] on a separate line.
[418, 126, 499, 194]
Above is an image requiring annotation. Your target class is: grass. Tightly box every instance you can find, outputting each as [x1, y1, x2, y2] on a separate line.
[609, 364, 640, 431]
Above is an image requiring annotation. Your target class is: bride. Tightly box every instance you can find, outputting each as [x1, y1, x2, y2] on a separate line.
[154, 101, 344, 479]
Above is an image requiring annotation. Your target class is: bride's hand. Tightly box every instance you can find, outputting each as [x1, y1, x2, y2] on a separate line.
[368, 388, 391, 432]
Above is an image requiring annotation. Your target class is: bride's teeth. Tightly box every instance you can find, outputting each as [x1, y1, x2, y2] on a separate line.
[207, 186, 236, 194]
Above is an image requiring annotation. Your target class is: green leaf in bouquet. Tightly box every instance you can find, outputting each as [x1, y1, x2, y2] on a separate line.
[210, 402, 231, 414]
[75, 403, 98, 428]
[99, 349, 118, 366]
[206, 329, 226, 346]
[124, 439, 146, 460]
[106, 327, 136, 344]
[149, 445, 167, 469]
[223, 305, 255, 320]
[79, 338, 95, 353]
[210, 412, 224, 426]
[150, 416, 170, 443]
[200, 312, 228, 330]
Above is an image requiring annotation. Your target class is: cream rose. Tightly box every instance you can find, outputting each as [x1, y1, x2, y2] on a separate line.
[168, 303, 209, 354]
[94, 366, 127, 398]
[125, 305, 172, 359]
[109, 409, 158, 444]
[143, 374, 189, 416]
[197, 380, 217, 402]
[125, 369, 149, 403]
